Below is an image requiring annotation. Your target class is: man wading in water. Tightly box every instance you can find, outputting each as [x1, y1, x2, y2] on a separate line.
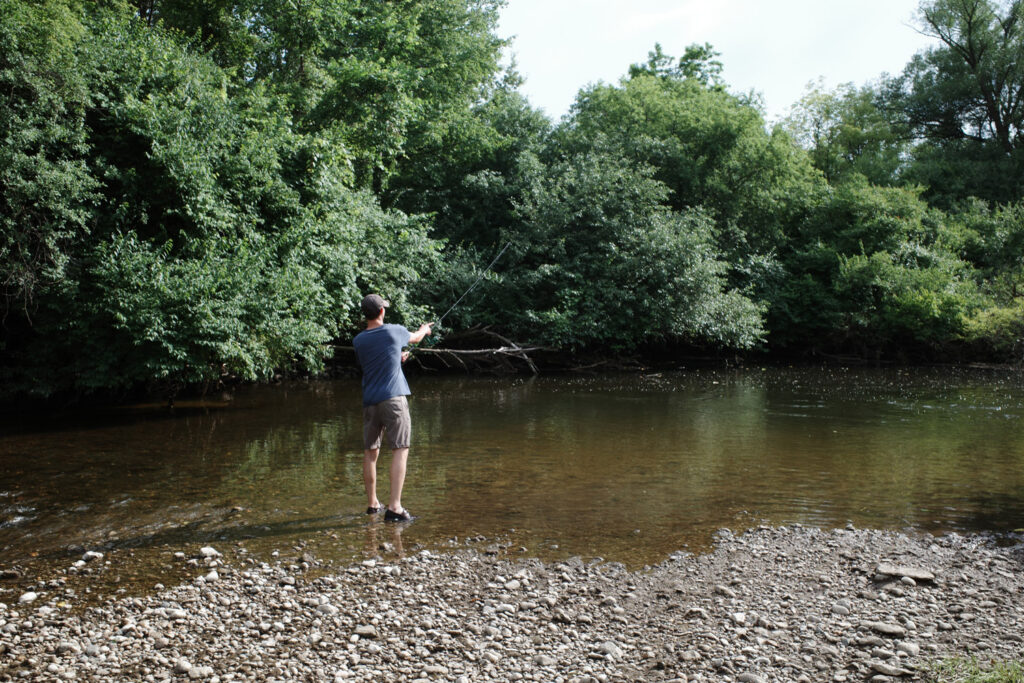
[352, 294, 433, 522]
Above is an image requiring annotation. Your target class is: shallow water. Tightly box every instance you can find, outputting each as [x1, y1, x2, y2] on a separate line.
[2, 367, 1024, 593]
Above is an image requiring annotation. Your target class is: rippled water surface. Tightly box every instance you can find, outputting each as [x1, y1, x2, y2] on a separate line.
[2, 367, 1024, 594]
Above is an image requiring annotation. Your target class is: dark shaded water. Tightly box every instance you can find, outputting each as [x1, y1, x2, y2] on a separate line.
[2, 367, 1024, 595]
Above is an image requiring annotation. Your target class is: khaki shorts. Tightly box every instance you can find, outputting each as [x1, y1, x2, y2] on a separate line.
[363, 396, 411, 450]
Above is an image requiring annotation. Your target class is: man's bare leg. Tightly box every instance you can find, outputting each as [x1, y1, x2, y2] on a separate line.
[388, 447, 409, 513]
[363, 448, 381, 509]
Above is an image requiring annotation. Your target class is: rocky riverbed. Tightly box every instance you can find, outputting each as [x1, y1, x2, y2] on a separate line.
[1, 525, 1022, 682]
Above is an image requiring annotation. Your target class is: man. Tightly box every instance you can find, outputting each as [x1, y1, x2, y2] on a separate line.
[352, 294, 433, 522]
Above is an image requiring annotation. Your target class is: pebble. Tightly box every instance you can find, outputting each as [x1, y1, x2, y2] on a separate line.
[0, 526, 1019, 683]
[317, 603, 340, 616]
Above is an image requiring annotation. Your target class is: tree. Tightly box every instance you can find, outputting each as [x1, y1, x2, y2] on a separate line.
[627, 42, 725, 90]
[125, 0, 508, 192]
[385, 85, 551, 250]
[489, 151, 765, 351]
[561, 48, 823, 286]
[884, 0, 1024, 205]
[916, 0, 1023, 152]
[771, 178, 986, 355]
[784, 81, 906, 186]
[1, 4, 442, 399]
[0, 0, 96, 317]
[249, 0, 507, 192]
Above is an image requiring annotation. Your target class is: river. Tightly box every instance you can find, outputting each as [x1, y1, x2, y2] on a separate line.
[2, 366, 1023, 597]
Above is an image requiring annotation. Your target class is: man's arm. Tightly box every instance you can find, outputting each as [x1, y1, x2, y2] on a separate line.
[408, 322, 434, 345]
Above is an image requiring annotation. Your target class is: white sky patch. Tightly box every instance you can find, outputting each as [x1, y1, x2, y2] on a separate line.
[621, 1, 726, 35]
[497, 0, 939, 123]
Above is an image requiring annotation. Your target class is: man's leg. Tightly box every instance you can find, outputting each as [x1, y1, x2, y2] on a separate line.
[363, 448, 381, 509]
[388, 447, 408, 513]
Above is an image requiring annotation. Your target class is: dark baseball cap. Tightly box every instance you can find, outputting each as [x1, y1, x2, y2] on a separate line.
[360, 294, 389, 318]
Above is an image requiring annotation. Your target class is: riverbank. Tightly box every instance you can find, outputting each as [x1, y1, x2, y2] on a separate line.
[2, 525, 1022, 682]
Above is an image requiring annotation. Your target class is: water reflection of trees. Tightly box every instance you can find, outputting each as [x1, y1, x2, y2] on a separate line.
[3, 372, 1023, 568]
[400, 372, 1024, 558]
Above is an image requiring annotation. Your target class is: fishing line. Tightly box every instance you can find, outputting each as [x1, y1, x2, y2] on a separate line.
[435, 242, 511, 327]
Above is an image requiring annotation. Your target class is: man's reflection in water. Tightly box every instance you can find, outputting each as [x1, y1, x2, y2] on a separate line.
[363, 519, 405, 559]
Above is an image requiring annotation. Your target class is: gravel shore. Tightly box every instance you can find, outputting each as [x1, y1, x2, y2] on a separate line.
[2, 525, 1022, 682]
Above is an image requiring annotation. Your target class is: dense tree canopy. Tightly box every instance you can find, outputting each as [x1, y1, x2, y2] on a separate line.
[0, 0, 441, 398]
[2, 0, 1023, 400]
[883, 0, 1024, 205]
[784, 82, 905, 186]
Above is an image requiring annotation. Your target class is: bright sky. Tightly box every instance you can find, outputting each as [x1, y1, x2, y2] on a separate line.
[496, 0, 939, 123]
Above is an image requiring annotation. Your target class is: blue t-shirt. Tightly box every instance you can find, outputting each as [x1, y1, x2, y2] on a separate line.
[353, 324, 413, 406]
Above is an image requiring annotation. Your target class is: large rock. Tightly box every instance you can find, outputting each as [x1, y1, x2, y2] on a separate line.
[874, 563, 934, 582]
[864, 621, 908, 638]
[354, 625, 377, 639]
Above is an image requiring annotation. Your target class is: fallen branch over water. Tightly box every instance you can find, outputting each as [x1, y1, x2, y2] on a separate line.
[413, 345, 543, 374]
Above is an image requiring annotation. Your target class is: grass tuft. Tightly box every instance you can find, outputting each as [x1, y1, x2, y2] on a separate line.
[923, 658, 1024, 683]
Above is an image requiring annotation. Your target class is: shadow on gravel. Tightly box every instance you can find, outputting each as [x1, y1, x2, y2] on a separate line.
[38, 511, 376, 562]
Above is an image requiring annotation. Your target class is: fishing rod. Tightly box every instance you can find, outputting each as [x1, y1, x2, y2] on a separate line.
[434, 242, 511, 328]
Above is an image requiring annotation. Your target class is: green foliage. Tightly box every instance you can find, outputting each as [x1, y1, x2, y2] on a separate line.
[946, 200, 1024, 278]
[784, 81, 905, 185]
[7, 1, 1024, 399]
[627, 42, 726, 90]
[883, 0, 1024, 206]
[125, 0, 507, 192]
[834, 246, 983, 352]
[494, 151, 765, 351]
[963, 298, 1024, 358]
[0, 3, 442, 399]
[908, 0, 1024, 153]
[0, 0, 96, 314]
[902, 139, 1024, 210]
[253, 0, 506, 191]
[385, 87, 552, 250]
[561, 52, 823, 265]
[772, 180, 986, 354]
